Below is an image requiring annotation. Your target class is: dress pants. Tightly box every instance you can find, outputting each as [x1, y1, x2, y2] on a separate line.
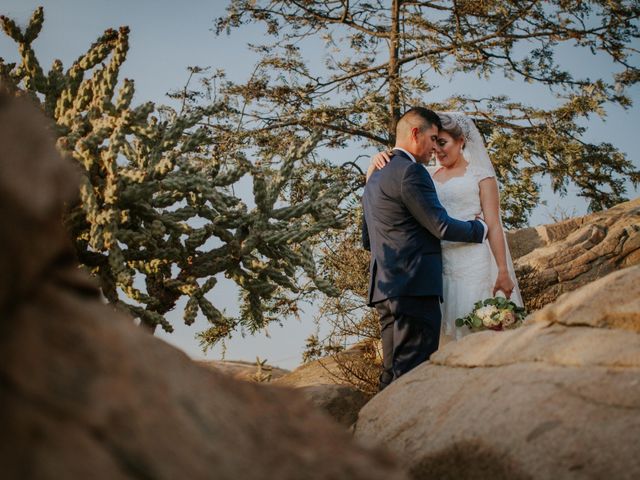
[375, 296, 441, 391]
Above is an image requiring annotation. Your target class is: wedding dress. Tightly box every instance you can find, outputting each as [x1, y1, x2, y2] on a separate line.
[428, 112, 523, 342]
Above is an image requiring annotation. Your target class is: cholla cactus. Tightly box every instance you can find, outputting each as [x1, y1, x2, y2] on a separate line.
[0, 8, 345, 344]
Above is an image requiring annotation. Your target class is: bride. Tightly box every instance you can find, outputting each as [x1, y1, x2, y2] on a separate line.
[367, 112, 523, 343]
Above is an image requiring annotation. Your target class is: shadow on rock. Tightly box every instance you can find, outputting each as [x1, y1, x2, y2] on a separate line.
[409, 440, 531, 480]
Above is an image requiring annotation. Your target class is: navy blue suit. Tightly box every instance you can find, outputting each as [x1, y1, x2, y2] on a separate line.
[362, 150, 485, 389]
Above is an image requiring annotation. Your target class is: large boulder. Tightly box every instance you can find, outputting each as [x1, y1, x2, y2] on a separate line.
[355, 265, 640, 480]
[526, 264, 640, 333]
[0, 93, 408, 480]
[0, 92, 80, 312]
[274, 346, 374, 428]
[510, 198, 640, 310]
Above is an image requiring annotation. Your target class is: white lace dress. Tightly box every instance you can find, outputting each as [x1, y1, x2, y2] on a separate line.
[429, 164, 502, 342]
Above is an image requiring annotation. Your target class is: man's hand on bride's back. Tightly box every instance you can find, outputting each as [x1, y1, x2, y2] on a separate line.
[371, 151, 392, 170]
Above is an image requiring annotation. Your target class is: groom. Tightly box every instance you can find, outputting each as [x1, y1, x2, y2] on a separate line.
[362, 107, 487, 391]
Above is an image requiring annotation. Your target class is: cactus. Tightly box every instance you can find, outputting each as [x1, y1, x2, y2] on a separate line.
[0, 8, 346, 346]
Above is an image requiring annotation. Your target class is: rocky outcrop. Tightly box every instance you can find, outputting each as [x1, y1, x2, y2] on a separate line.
[507, 198, 640, 310]
[525, 264, 640, 333]
[198, 359, 290, 382]
[0, 93, 408, 480]
[355, 265, 640, 480]
[274, 346, 373, 428]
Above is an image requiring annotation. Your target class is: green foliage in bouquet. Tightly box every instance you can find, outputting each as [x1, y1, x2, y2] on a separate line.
[456, 297, 527, 331]
[0, 8, 349, 347]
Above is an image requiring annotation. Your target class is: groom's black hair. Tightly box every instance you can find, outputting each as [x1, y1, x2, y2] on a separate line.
[400, 106, 442, 131]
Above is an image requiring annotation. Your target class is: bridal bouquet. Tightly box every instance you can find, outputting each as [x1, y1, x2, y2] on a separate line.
[455, 297, 527, 331]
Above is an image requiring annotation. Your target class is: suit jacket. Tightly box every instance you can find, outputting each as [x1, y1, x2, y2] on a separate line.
[362, 150, 485, 306]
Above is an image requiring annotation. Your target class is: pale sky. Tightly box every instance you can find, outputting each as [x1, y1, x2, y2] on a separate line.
[2, 1, 638, 369]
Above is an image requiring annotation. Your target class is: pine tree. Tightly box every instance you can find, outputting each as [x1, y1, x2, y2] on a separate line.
[215, 0, 640, 227]
[212, 1, 639, 386]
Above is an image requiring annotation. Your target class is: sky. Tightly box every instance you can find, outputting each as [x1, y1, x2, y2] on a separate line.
[1, 0, 638, 369]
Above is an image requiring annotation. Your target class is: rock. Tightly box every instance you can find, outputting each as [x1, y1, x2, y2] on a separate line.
[355, 266, 640, 479]
[274, 346, 374, 427]
[505, 226, 546, 260]
[527, 264, 640, 332]
[198, 359, 290, 382]
[431, 320, 640, 369]
[357, 363, 640, 479]
[506, 214, 610, 262]
[513, 198, 640, 310]
[2, 294, 407, 480]
[275, 350, 356, 387]
[0, 93, 408, 480]
[298, 384, 371, 428]
[0, 92, 80, 312]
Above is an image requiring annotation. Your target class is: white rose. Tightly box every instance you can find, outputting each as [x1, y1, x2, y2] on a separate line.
[476, 305, 497, 318]
[476, 305, 499, 327]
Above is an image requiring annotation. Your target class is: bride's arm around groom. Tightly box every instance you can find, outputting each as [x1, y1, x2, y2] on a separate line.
[400, 158, 487, 243]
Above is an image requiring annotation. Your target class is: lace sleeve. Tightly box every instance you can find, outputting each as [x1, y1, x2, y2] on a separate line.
[470, 164, 495, 183]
